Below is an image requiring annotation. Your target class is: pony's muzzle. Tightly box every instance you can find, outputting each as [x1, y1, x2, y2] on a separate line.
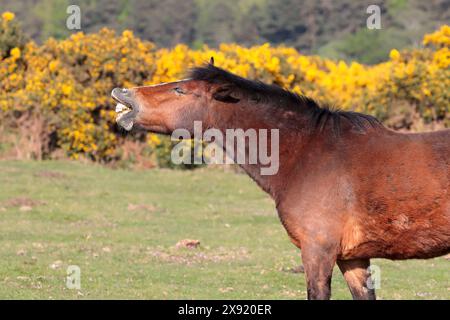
[111, 88, 133, 106]
[111, 87, 139, 131]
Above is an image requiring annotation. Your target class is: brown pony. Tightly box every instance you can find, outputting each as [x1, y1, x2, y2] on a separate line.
[111, 63, 450, 300]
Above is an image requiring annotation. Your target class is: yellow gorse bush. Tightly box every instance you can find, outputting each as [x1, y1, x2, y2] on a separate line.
[1, 27, 156, 160]
[0, 13, 449, 161]
[423, 25, 450, 48]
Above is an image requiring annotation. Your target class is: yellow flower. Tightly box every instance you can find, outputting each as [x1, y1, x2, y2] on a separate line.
[49, 60, 59, 72]
[10, 47, 21, 59]
[61, 84, 72, 95]
[423, 25, 450, 47]
[148, 134, 161, 147]
[2, 11, 15, 22]
[122, 30, 133, 38]
[389, 49, 400, 61]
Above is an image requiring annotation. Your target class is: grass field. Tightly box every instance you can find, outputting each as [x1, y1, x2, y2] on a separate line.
[0, 160, 448, 299]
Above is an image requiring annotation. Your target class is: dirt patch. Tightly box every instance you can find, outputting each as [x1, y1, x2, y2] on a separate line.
[127, 203, 157, 212]
[175, 239, 200, 249]
[34, 170, 66, 179]
[147, 246, 249, 265]
[2, 197, 46, 209]
[281, 265, 304, 274]
[19, 206, 32, 212]
[49, 260, 63, 270]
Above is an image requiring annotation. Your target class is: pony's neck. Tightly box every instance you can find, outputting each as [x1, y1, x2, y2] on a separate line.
[206, 102, 312, 200]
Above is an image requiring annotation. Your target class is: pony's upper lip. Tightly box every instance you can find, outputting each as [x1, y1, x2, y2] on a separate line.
[111, 87, 140, 131]
[111, 88, 140, 115]
[111, 88, 134, 108]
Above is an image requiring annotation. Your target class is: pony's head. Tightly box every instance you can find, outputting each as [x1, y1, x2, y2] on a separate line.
[111, 78, 210, 133]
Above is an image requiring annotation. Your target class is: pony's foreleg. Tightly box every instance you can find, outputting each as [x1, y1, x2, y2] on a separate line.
[300, 245, 337, 300]
[337, 259, 376, 300]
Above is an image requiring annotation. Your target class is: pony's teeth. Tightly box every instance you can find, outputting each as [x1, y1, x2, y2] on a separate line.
[115, 103, 126, 113]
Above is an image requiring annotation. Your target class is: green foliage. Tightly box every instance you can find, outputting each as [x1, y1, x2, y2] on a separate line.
[194, 0, 236, 46]
[1, 0, 449, 63]
[126, 0, 197, 47]
[387, 0, 408, 13]
[34, 0, 70, 40]
[320, 28, 410, 65]
[0, 160, 448, 299]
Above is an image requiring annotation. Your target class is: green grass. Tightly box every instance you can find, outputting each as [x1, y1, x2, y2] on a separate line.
[0, 160, 448, 299]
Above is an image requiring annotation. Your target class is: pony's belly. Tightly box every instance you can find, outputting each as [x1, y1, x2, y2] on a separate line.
[340, 212, 450, 260]
[340, 242, 450, 260]
[340, 229, 450, 260]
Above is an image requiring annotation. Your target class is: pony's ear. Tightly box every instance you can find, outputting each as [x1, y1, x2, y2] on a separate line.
[212, 86, 240, 104]
[209, 57, 214, 65]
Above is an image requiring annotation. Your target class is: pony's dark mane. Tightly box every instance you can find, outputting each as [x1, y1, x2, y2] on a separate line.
[188, 64, 382, 134]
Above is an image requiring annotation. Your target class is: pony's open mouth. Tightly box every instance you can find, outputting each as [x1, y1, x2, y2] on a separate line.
[115, 102, 132, 119]
[111, 88, 138, 131]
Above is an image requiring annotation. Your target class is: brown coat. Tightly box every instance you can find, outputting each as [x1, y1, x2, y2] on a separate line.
[111, 64, 450, 299]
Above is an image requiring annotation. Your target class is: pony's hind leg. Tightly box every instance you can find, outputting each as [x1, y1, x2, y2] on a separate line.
[337, 259, 376, 300]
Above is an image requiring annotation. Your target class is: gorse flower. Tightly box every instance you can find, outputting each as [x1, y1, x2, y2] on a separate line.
[10, 47, 21, 59]
[2, 11, 15, 22]
[389, 49, 401, 60]
[423, 25, 450, 47]
[148, 134, 162, 147]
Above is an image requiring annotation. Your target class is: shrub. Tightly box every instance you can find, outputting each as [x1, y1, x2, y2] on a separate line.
[0, 12, 27, 60]
[0, 14, 449, 165]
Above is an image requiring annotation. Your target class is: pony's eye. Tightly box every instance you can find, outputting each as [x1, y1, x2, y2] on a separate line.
[173, 87, 185, 94]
